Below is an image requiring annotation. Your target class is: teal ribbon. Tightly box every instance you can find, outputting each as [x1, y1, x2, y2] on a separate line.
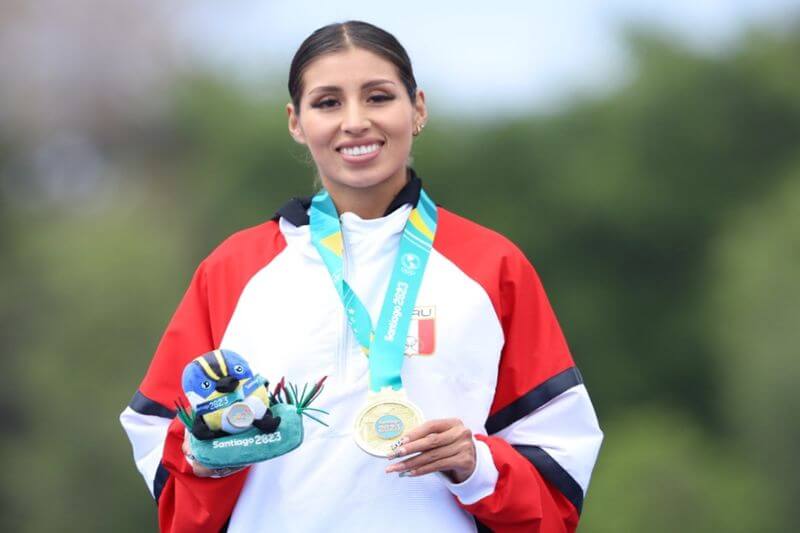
[309, 186, 438, 392]
[194, 375, 266, 416]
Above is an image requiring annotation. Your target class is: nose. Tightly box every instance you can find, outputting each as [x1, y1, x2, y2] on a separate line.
[341, 102, 370, 134]
[215, 375, 239, 393]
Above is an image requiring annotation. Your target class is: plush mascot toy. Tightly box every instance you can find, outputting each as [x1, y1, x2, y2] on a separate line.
[182, 349, 281, 440]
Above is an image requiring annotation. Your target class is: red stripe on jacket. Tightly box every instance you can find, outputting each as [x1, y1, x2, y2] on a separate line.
[434, 208, 580, 532]
[138, 220, 287, 533]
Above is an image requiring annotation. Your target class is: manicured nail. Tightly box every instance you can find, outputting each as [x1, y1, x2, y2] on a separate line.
[390, 437, 407, 450]
[399, 471, 412, 478]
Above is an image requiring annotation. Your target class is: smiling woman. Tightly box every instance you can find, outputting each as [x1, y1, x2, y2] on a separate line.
[120, 20, 603, 533]
[287, 34, 427, 219]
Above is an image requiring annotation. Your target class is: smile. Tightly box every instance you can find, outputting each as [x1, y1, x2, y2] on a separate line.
[339, 143, 382, 156]
[337, 142, 383, 163]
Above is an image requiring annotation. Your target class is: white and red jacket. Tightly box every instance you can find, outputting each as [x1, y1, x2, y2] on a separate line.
[120, 171, 603, 532]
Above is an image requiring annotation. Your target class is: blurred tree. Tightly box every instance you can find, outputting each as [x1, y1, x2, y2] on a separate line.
[416, 25, 800, 428]
[708, 164, 800, 525]
[581, 409, 780, 533]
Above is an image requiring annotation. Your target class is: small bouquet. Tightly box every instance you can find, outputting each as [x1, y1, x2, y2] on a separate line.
[175, 349, 328, 468]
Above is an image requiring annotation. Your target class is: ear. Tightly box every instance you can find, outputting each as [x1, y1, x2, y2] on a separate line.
[287, 102, 307, 145]
[413, 89, 428, 127]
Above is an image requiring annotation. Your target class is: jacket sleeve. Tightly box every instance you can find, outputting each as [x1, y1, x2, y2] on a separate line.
[450, 249, 603, 532]
[118, 260, 247, 533]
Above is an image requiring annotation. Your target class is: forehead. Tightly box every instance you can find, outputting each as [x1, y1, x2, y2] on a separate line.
[303, 47, 400, 94]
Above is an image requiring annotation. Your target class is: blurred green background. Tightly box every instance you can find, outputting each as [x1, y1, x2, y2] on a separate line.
[1, 3, 799, 532]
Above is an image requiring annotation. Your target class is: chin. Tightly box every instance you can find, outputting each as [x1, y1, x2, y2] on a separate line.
[327, 164, 404, 191]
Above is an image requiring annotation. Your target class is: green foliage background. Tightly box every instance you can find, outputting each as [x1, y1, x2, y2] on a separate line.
[1, 25, 798, 532]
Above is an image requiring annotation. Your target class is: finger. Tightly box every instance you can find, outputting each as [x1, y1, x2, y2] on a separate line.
[182, 430, 199, 467]
[386, 438, 465, 474]
[392, 423, 470, 458]
[193, 462, 243, 478]
[194, 465, 215, 477]
[188, 459, 214, 477]
[399, 419, 459, 444]
[209, 466, 246, 478]
[182, 429, 248, 478]
[405, 452, 474, 478]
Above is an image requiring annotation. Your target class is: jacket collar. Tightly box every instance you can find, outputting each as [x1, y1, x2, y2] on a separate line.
[273, 167, 423, 227]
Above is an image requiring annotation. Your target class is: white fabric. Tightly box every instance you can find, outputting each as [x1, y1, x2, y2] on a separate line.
[223, 206, 504, 532]
[118, 202, 602, 531]
[494, 384, 603, 495]
[119, 407, 170, 498]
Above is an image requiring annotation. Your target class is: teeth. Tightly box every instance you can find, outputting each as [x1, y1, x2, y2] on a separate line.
[341, 143, 381, 156]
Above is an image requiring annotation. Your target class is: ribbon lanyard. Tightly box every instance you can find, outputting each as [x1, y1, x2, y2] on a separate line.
[309, 187, 438, 392]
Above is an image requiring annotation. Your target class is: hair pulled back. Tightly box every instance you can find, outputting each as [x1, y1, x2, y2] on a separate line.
[288, 20, 418, 113]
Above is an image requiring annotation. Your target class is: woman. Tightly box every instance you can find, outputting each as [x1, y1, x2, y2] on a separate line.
[120, 20, 603, 533]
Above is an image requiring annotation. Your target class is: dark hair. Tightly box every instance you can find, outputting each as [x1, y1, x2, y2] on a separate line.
[288, 20, 417, 112]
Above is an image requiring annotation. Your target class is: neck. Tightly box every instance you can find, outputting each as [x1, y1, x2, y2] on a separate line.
[324, 167, 409, 219]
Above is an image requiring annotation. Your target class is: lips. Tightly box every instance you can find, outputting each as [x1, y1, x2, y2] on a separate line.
[337, 141, 384, 164]
[335, 139, 385, 151]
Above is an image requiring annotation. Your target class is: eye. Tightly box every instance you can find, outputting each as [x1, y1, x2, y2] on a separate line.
[200, 380, 212, 390]
[233, 365, 244, 374]
[311, 98, 338, 109]
[369, 93, 394, 103]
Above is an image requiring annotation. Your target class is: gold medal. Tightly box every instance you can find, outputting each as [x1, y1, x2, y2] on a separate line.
[354, 388, 424, 457]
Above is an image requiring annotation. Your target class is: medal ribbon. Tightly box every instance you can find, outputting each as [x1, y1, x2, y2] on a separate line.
[309, 186, 438, 392]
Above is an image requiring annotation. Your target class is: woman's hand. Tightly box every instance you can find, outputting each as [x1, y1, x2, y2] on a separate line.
[384, 418, 476, 483]
[182, 429, 246, 478]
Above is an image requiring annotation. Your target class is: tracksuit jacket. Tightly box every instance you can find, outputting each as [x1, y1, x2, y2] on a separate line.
[120, 171, 603, 532]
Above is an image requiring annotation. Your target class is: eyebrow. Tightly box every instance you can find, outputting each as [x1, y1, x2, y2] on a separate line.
[307, 79, 397, 96]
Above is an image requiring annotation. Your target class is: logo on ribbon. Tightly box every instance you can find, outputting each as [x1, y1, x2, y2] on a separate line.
[401, 253, 421, 276]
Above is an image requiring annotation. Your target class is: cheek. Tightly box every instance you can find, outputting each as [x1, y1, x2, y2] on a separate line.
[382, 110, 414, 147]
[389, 126, 413, 155]
[300, 116, 337, 151]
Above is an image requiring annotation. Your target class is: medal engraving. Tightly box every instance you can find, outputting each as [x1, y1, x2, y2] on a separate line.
[354, 390, 423, 457]
[226, 402, 255, 429]
[375, 415, 404, 439]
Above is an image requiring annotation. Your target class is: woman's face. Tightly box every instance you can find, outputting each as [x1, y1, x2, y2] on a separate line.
[287, 47, 426, 194]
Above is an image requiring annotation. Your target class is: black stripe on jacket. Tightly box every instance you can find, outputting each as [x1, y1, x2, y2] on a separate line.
[129, 390, 175, 503]
[129, 390, 177, 419]
[485, 367, 583, 434]
[514, 445, 584, 514]
[153, 463, 170, 503]
[485, 367, 586, 515]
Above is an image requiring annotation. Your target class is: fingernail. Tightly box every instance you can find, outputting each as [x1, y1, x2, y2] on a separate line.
[399, 471, 412, 478]
[390, 437, 407, 450]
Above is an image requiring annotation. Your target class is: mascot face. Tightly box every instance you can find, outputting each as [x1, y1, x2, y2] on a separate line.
[182, 350, 256, 406]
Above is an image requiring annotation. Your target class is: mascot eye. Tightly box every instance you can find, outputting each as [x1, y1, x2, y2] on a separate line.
[201, 380, 212, 390]
[234, 365, 244, 374]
